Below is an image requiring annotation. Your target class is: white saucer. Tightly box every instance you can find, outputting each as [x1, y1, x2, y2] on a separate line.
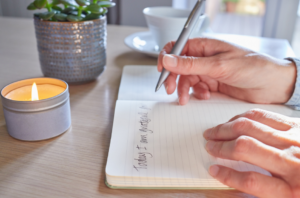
[124, 31, 160, 58]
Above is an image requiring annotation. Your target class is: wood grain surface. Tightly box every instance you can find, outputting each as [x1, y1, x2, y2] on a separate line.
[0, 16, 268, 198]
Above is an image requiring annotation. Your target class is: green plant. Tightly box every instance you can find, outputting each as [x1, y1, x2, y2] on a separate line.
[27, 0, 115, 22]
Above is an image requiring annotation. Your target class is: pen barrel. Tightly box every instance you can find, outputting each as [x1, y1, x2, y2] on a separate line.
[171, 0, 205, 56]
[170, 28, 191, 55]
[155, 0, 205, 92]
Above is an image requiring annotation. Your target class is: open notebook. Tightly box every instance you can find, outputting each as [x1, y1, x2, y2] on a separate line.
[105, 65, 300, 189]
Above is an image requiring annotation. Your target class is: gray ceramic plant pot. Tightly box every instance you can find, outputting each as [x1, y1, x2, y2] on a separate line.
[34, 16, 106, 84]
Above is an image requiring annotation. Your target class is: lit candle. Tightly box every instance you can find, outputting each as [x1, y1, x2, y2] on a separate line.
[0, 78, 71, 141]
[5, 83, 65, 101]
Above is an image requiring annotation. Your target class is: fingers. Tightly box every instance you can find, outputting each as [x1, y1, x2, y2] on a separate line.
[204, 117, 274, 141]
[228, 109, 296, 131]
[203, 117, 299, 149]
[157, 41, 175, 72]
[198, 75, 219, 92]
[177, 75, 202, 105]
[162, 53, 221, 77]
[204, 108, 300, 149]
[205, 136, 289, 176]
[164, 72, 177, 95]
[157, 38, 238, 78]
[209, 165, 292, 198]
[192, 82, 210, 100]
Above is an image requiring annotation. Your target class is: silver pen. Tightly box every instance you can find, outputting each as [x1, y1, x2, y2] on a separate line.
[155, 0, 206, 92]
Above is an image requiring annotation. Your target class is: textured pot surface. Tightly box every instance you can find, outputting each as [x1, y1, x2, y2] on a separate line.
[34, 17, 107, 83]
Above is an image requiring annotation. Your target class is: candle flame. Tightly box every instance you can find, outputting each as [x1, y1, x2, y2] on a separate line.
[31, 82, 39, 101]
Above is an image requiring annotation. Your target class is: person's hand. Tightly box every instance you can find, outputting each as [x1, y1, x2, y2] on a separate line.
[157, 38, 297, 105]
[203, 109, 300, 198]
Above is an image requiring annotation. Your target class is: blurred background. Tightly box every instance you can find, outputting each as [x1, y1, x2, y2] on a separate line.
[0, 0, 299, 57]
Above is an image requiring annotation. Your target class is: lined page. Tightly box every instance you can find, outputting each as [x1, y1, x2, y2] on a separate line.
[106, 100, 300, 188]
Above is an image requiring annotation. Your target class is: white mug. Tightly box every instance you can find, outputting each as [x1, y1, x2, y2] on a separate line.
[143, 7, 209, 50]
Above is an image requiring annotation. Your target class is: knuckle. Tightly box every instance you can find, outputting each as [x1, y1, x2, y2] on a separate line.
[233, 136, 253, 156]
[242, 172, 259, 191]
[285, 146, 300, 155]
[211, 124, 222, 138]
[278, 149, 296, 177]
[181, 56, 196, 73]
[231, 118, 253, 134]
[282, 146, 300, 165]
[244, 108, 266, 120]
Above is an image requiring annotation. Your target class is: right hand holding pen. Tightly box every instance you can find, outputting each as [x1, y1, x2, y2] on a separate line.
[157, 38, 297, 105]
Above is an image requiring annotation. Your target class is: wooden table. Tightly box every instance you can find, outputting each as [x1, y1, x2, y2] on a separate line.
[0, 17, 294, 198]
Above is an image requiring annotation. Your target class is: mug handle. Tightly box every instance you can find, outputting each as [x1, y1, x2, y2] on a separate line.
[190, 15, 210, 38]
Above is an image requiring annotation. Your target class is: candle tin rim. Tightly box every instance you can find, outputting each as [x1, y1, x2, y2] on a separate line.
[1, 77, 69, 112]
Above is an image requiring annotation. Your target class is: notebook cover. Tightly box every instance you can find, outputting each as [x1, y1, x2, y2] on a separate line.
[105, 178, 233, 190]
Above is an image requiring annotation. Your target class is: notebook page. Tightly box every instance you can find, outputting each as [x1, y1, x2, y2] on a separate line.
[106, 100, 300, 188]
[118, 65, 250, 104]
[118, 65, 179, 102]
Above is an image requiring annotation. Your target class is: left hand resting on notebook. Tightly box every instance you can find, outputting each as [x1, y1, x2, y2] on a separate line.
[203, 108, 300, 198]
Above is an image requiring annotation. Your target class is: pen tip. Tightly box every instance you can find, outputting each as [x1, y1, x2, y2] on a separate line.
[155, 84, 161, 92]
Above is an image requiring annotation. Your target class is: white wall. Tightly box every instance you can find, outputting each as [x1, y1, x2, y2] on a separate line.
[0, 0, 36, 18]
[262, 0, 299, 43]
[120, 0, 172, 26]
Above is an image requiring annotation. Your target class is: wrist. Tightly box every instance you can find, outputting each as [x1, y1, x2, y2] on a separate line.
[265, 58, 297, 104]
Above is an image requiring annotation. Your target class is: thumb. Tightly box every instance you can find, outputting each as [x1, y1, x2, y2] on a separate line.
[162, 54, 224, 79]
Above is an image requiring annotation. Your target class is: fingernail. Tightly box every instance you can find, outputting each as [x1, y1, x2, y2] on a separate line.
[163, 54, 177, 67]
[206, 141, 216, 152]
[203, 129, 211, 139]
[180, 95, 188, 105]
[209, 165, 219, 177]
[165, 85, 168, 94]
[200, 93, 205, 99]
[204, 92, 210, 100]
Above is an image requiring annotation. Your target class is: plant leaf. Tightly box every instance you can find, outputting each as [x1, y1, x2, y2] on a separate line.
[52, 0, 60, 5]
[54, 13, 68, 21]
[75, 0, 90, 6]
[82, 10, 91, 15]
[84, 13, 102, 21]
[59, 0, 78, 7]
[27, 2, 37, 10]
[34, 0, 47, 9]
[66, 15, 83, 21]
[70, 11, 86, 18]
[86, 3, 103, 14]
[62, 6, 77, 14]
[34, 13, 42, 18]
[101, 7, 107, 15]
[39, 11, 56, 20]
[97, 1, 115, 7]
[53, 5, 63, 12]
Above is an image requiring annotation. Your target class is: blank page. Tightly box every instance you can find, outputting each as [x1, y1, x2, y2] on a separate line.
[106, 100, 300, 188]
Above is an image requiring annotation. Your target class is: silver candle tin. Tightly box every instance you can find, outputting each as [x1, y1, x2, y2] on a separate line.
[1, 78, 71, 141]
